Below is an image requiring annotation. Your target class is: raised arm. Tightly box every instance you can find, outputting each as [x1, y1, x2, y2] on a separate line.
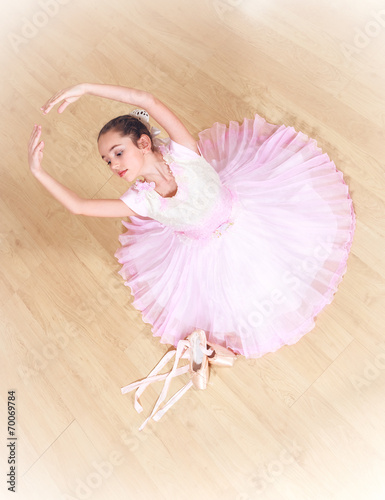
[40, 83, 152, 115]
[28, 125, 137, 218]
[41, 83, 200, 154]
[145, 94, 200, 154]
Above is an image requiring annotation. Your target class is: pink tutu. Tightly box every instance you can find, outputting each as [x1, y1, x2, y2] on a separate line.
[115, 114, 356, 358]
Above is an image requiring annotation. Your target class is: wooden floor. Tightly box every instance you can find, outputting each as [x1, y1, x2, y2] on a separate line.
[1, 0, 385, 499]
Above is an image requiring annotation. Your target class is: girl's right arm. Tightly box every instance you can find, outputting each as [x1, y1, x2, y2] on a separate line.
[28, 125, 137, 218]
[41, 83, 199, 154]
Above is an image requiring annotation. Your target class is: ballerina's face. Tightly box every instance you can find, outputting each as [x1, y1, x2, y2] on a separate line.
[98, 129, 148, 182]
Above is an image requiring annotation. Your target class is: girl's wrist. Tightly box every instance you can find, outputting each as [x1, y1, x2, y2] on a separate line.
[33, 167, 45, 179]
[82, 83, 92, 95]
[83, 83, 104, 98]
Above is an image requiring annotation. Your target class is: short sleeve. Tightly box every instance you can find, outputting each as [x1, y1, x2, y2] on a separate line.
[169, 139, 202, 159]
[120, 188, 148, 217]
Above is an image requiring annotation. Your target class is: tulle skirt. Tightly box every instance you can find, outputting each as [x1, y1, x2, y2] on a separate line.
[115, 114, 356, 358]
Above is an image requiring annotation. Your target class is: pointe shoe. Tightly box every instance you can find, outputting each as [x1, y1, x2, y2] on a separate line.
[187, 329, 212, 390]
[207, 342, 237, 367]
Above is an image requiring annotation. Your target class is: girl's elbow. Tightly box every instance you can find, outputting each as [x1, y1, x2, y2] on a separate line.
[69, 199, 84, 215]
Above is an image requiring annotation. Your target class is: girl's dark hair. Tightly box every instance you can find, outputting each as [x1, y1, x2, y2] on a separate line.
[97, 115, 154, 152]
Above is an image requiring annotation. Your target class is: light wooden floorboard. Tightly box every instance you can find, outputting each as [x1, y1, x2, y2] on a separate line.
[1, 0, 384, 499]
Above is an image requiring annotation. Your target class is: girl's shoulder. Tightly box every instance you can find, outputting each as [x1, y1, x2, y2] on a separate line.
[120, 181, 151, 217]
[156, 137, 202, 161]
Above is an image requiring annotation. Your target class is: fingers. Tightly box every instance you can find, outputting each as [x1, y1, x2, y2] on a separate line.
[28, 125, 38, 147]
[28, 125, 44, 175]
[40, 98, 55, 114]
[40, 91, 62, 114]
[28, 125, 42, 152]
[40, 85, 84, 114]
[41, 88, 69, 114]
[57, 100, 69, 114]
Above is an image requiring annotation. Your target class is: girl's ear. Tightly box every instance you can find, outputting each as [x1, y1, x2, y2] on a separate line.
[137, 134, 152, 152]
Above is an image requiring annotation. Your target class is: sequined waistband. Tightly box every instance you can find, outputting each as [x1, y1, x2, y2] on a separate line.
[212, 220, 234, 238]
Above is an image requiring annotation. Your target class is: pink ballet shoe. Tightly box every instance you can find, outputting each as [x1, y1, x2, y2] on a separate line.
[186, 329, 213, 390]
[120, 329, 235, 430]
[207, 342, 237, 367]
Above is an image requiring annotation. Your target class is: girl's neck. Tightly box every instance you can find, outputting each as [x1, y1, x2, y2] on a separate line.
[140, 150, 173, 185]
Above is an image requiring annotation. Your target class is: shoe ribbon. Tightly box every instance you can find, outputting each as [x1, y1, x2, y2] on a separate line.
[121, 339, 211, 430]
[121, 339, 234, 430]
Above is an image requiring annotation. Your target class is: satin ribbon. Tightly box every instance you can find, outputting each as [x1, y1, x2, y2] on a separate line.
[121, 339, 193, 431]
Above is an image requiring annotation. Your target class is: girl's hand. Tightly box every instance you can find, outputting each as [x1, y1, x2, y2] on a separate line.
[28, 125, 45, 176]
[40, 83, 88, 115]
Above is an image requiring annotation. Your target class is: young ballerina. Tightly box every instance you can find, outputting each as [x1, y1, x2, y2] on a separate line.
[29, 83, 356, 363]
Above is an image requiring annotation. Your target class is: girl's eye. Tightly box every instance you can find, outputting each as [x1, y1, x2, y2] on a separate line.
[105, 150, 123, 166]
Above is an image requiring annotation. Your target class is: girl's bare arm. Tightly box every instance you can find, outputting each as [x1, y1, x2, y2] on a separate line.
[40, 83, 152, 115]
[28, 125, 137, 218]
[41, 83, 200, 154]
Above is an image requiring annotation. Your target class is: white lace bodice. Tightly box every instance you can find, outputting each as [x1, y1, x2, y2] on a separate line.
[120, 139, 236, 240]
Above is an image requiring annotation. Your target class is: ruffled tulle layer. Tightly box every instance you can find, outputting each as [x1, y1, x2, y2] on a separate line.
[115, 114, 356, 358]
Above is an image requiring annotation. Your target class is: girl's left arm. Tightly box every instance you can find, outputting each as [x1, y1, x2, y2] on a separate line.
[41, 83, 152, 115]
[41, 83, 200, 155]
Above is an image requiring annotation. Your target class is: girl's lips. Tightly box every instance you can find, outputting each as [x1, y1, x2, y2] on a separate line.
[119, 170, 128, 177]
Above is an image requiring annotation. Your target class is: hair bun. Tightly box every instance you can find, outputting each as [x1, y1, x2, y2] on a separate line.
[129, 109, 150, 129]
[127, 109, 162, 146]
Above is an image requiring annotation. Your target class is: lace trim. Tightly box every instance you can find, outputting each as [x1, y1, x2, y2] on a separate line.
[132, 145, 180, 203]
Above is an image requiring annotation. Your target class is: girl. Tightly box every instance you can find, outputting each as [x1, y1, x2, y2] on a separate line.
[29, 83, 356, 361]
